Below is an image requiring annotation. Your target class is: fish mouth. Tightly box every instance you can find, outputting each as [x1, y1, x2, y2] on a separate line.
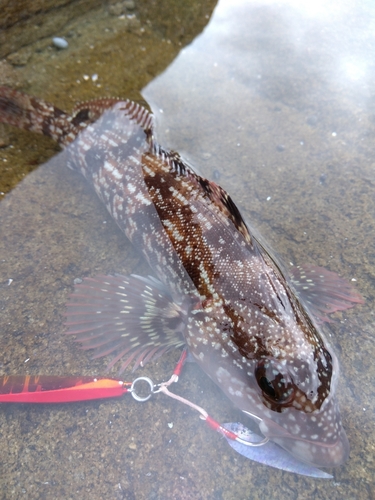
[251, 414, 350, 468]
[270, 428, 350, 468]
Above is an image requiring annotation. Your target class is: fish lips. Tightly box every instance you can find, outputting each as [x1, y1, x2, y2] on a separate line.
[256, 413, 350, 468]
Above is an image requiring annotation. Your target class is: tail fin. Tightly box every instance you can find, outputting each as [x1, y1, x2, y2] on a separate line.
[0, 86, 79, 146]
[0, 87, 146, 147]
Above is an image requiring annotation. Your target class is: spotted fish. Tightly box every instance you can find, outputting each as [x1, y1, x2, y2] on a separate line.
[0, 86, 363, 468]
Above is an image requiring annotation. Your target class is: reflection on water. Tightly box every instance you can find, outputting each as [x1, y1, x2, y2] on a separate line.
[0, 0, 374, 498]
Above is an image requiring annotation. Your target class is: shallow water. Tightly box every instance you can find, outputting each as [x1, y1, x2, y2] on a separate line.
[0, 0, 374, 499]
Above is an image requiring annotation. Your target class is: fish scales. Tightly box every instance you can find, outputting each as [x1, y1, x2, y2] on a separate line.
[0, 87, 363, 468]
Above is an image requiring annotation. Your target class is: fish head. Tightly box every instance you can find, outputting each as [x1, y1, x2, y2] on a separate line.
[190, 294, 349, 469]
[251, 346, 349, 468]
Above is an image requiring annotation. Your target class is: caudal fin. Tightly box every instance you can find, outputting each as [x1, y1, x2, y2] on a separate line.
[0, 86, 78, 146]
[0, 87, 154, 148]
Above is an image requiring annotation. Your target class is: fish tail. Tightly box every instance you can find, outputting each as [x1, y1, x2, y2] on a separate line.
[0, 86, 78, 146]
[0, 87, 154, 148]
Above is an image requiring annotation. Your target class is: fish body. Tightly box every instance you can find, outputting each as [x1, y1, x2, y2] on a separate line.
[0, 87, 362, 468]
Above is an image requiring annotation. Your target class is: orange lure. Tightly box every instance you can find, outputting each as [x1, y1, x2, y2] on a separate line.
[0, 375, 130, 403]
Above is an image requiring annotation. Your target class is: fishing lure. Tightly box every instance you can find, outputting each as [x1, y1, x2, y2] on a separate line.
[0, 369, 332, 478]
[0, 375, 129, 403]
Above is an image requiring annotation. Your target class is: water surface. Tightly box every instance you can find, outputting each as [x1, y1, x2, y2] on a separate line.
[0, 0, 374, 498]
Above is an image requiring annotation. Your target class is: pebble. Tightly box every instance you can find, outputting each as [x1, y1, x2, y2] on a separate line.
[52, 37, 69, 49]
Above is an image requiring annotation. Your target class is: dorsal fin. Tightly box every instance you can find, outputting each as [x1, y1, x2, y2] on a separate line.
[194, 175, 252, 246]
[72, 98, 154, 134]
[151, 142, 253, 246]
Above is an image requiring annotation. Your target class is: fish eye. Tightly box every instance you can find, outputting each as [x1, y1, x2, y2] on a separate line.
[255, 360, 294, 404]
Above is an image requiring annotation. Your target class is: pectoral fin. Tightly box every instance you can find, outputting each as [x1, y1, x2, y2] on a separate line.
[289, 264, 363, 322]
[65, 274, 187, 373]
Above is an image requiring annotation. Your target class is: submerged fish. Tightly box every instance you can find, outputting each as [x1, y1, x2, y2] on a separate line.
[0, 86, 363, 468]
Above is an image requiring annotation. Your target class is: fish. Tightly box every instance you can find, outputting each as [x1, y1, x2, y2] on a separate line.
[0, 86, 363, 469]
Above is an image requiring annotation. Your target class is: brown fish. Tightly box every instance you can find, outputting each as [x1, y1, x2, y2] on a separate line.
[0, 86, 363, 467]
